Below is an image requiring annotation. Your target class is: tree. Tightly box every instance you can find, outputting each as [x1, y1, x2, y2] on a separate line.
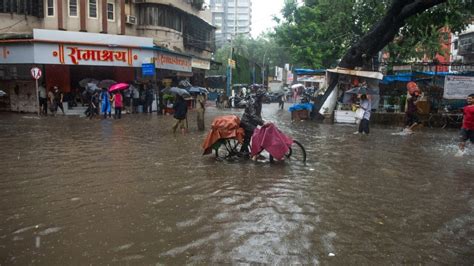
[274, 0, 474, 69]
[317, 0, 473, 112]
[340, 0, 463, 69]
[274, 0, 356, 68]
[209, 33, 291, 83]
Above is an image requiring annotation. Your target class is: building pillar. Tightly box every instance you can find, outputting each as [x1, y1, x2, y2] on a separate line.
[57, 0, 64, 30]
[120, 0, 125, 35]
[101, 0, 107, 33]
[80, 0, 87, 31]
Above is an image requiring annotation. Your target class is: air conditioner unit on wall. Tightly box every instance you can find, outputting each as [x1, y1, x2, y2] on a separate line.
[126, 15, 136, 25]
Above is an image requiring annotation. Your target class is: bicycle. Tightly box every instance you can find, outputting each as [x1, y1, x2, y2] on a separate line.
[428, 106, 463, 128]
[203, 116, 307, 163]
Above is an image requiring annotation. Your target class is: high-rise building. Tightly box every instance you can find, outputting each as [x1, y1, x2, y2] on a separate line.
[210, 0, 252, 47]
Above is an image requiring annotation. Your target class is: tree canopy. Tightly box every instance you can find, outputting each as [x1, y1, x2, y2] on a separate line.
[209, 33, 291, 83]
[273, 0, 474, 69]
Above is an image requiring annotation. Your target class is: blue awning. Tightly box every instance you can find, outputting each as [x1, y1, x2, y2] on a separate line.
[294, 68, 326, 75]
[381, 73, 414, 84]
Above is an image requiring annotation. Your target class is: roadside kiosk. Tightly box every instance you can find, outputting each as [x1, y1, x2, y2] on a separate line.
[319, 68, 383, 124]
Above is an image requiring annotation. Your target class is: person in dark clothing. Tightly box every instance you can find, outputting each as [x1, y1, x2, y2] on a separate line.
[240, 92, 265, 154]
[51, 86, 65, 115]
[254, 89, 265, 119]
[144, 84, 154, 113]
[88, 91, 100, 119]
[278, 93, 286, 110]
[172, 95, 188, 134]
[404, 92, 421, 133]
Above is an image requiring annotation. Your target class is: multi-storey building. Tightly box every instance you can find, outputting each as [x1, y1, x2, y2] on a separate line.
[451, 24, 474, 72]
[0, 0, 215, 112]
[210, 0, 251, 47]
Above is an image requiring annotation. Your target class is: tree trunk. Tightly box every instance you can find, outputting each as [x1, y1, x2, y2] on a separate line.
[314, 0, 447, 115]
[339, 0, 447, 70]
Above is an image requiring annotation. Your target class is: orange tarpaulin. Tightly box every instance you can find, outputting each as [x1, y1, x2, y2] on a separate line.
[202, 115, 245, 155]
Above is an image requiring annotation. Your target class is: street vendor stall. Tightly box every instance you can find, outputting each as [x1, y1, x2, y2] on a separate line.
[289, 102, 314, 120]
[320, 68, 383, 124]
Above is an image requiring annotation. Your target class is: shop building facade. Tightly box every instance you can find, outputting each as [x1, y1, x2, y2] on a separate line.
[0, 0, 215, 112]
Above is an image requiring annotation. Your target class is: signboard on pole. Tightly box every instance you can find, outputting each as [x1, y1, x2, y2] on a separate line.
[444, 75, 474, 99]
[142, 63, 155, 76]
[31, 67, 42, 80]
[31, 67, 42, 116]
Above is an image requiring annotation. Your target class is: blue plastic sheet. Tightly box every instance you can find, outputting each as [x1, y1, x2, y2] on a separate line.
[289, 103, 314, 112]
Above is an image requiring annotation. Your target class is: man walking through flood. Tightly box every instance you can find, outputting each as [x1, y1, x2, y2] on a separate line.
[196, 92, 206, 131]
[172, 95, 188, 135]
[404, 83, 421, 134]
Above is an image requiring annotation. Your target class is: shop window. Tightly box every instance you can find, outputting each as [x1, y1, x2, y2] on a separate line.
[89, 0, 97, 18]
[47, 0, 54, 16]
[69, 0, 78, 17]
[107, 2, 114, 21]
[0, 0, 42, 17]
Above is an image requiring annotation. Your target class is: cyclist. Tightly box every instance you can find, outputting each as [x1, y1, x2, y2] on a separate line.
[240, 89, 265, 155]
[458, 93, 474, 153]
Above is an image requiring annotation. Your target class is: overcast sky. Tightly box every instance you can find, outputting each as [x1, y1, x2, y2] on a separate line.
[251, 0, 286, 37]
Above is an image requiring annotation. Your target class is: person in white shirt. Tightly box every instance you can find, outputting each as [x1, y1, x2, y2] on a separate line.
[38, 82, 47, 115]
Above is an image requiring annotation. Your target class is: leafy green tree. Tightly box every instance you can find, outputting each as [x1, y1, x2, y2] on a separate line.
[209, 32, 290, 83]
[274, 0, 474, 69]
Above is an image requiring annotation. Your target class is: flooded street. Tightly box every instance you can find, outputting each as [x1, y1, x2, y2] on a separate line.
[0, 103, 473, 264]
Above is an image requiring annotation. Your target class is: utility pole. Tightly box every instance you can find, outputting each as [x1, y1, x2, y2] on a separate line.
[262, 49, 267, 86]
[227, 0, 238, 97]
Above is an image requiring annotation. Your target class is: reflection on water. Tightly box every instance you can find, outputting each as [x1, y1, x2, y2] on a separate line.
[0, 104, 473, 264]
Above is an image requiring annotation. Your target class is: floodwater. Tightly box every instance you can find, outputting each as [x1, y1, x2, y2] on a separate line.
[0, 103, 473, 265]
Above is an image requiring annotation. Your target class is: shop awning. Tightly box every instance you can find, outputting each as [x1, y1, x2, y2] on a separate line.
[327, 68, 384, 80]
[381, 73, 414, 84]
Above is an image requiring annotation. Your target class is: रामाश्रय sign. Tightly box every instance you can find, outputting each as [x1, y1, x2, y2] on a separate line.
[33, 43, 154, 67]
[443, 75, 474, 99]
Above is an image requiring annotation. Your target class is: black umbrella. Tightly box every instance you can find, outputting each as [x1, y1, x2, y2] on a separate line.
[79, 78, 99, 88]
[98, 79, 117, 89]
[163, 87, 191, 97]
[188, 86, 208, 94]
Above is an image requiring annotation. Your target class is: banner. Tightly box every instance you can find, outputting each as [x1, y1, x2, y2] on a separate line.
[191, 58, 210, 70]
[155, 52, 192, 72]
[444, 75, 474, 99]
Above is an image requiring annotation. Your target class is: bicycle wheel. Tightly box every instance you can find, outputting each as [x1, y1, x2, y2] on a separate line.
[441, 115, 448, 129]
[285, 140, 307, 163]
[215, 139, 242, 160]
[428, 114, 444, 128]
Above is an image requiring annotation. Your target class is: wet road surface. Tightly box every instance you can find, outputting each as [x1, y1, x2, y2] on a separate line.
[0, 103, 473, 264]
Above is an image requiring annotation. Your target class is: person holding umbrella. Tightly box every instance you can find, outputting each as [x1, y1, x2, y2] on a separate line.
[353, 91, 371, 135]
[109, 83, 129, 119]
[111, 91, 123, 119]
[172, 95, 188, 135]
